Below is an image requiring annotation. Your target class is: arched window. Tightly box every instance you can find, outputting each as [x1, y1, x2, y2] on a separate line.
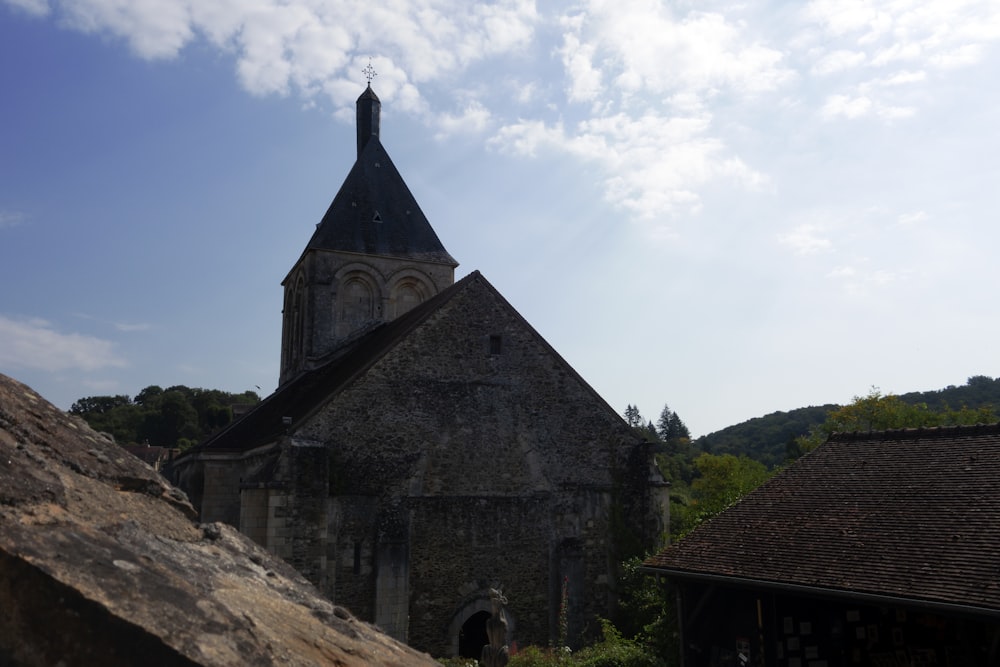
[289, 276, 305, 366]
[389, 276, 429, 318]
[339, 277, 374, 326]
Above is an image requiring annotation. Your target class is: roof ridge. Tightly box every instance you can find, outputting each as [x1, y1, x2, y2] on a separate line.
[827, 421, 1000, 442]
[184, 272, 483, 454]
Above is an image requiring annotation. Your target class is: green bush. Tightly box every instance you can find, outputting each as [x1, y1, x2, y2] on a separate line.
[509, 645, 567, 667]
[500, 620, 660, 667]
[573, 620, 658, 667]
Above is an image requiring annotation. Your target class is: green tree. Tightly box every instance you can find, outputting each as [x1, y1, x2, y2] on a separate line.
[134, 385, 164, 407]
[69, 394, 131, 415]
[71, 384, 260, 449]
[690, 453, 771, 516]
[655, 405, 674, 441]
[667, 412, 689, 441]
[624, 404, 643, 429]
[795, 387, 997, 454]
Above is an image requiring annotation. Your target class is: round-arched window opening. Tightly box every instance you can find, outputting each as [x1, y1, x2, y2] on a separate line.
[458, 610, 491, 659]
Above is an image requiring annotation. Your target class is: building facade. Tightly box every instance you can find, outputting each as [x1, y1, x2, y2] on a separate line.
[172, 87, 668, 657]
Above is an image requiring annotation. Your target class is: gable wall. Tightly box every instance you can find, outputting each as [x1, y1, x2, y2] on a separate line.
[288, 276, 657, 653]
[281, 249, 455, 383]
[297, 276, 635, 495]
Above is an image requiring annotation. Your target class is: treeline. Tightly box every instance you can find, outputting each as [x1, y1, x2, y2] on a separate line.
[695, 405, 836, 468]
[695, 375, 1000, 467]
[632, 376, 1000, 541]
[621, 403, 761, 539]
[70, 385, 260, 451]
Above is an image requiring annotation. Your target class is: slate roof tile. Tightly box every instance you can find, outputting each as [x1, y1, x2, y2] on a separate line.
[302, 137, 456, 266]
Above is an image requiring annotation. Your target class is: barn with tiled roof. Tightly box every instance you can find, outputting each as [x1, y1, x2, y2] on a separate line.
[643, 424, 1000, 666]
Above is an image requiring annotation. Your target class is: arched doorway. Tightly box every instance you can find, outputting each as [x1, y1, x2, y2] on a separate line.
[458, 610, 490, 658]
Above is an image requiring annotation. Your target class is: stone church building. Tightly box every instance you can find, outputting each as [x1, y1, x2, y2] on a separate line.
[171, 86, 668, 657]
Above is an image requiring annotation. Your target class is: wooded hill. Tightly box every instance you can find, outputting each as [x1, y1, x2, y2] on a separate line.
[696, 375, 1000, 467]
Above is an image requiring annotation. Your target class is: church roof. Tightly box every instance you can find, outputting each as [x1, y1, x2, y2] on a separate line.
[300, 92, 456, 267]
[194, 271, 483, 452]
[644, 424, 1000, 615]
[191, 270, 624, 457]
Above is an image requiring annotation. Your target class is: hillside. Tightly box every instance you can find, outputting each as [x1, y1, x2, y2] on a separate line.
[695, 404, 836, 468]
[696, 375, 1000, 467]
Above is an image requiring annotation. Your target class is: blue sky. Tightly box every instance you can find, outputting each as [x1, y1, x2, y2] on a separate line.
[2, 0, 1000, 437]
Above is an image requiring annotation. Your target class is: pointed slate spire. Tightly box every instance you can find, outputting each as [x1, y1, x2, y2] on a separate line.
[356, 85, 380, 158]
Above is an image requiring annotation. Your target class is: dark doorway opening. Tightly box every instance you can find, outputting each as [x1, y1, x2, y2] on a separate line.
[459, 610, 491, 658]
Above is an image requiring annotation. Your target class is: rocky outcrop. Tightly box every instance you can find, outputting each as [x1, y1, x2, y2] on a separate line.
[0, 373, 439, 667]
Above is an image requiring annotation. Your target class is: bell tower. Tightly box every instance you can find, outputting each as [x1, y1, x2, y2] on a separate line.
[279, 85, 458, 385]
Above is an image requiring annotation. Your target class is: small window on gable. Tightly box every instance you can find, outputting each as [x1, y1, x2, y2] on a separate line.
[489, 335, 502, 355]
[353, 541, 362, 574]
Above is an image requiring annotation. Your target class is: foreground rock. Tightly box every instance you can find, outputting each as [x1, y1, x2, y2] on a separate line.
[0, 373, 439, 666]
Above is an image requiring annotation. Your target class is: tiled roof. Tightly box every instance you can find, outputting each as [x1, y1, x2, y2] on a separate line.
[644, 424, 1000, 613]
[188, 271, 482, 454]
[303, 137, 457, 266]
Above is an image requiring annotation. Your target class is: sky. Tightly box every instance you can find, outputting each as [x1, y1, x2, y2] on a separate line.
[2, 0, 1000, 438]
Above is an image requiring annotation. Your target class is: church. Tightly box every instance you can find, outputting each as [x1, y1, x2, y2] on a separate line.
[170, 84, 668, 657]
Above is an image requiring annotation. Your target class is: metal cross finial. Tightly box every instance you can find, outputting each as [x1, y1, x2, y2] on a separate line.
[363, 59, 377, 85]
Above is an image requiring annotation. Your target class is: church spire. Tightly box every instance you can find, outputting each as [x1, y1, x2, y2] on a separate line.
[356, 62, 380, 157]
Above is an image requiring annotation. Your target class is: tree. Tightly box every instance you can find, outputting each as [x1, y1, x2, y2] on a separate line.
[624, 404, 643, 429]
[134, 385, 163, 407]
[667, 412, 690, 441]
[656, 405, 674, 441]
[690, 453, 771, 516]
[71, 385, 260, 449]
[69, 394, 131, 415]
[794, 387, 998, 455]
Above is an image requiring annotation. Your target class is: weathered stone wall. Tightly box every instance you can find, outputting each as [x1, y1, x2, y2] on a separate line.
[326, 495, 379, 621]
[199, 461, 243, 526]
[287, 275, 659, 652]
[297, 276, 640, 497]
[285, 440, 330, 587]
[407, 495, 553, 655]
[282, 249, 455, 383]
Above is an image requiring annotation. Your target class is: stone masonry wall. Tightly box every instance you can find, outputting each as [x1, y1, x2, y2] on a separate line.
[290, 274, 660, 652]
[406, 495, 553, 656]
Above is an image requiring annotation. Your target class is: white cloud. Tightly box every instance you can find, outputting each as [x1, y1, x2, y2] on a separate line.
[435, 101, 492, 138]
[114, 321, 152, 332]
[802, 0, 1000, 75]
[0, 211, 25, 228]
[18, 0, 996, 233]
[558, 23, 602, 103]
[0, 316, 127, 372]
[811, 49, 867, 75]
[560, 1, 792, 104]
[2, 0, 49, 16]
[897, 211, 928, 225]
[800, 0, 1000, 124]
[820, 93, 873, 120]
[492, 111, 766, 220]
[81, 378, 122, 392]
[27, 0, 537, 111]
[778, 224, 833, 254]
[60, 0, 194, 59]
[827, 264, 904, 298]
